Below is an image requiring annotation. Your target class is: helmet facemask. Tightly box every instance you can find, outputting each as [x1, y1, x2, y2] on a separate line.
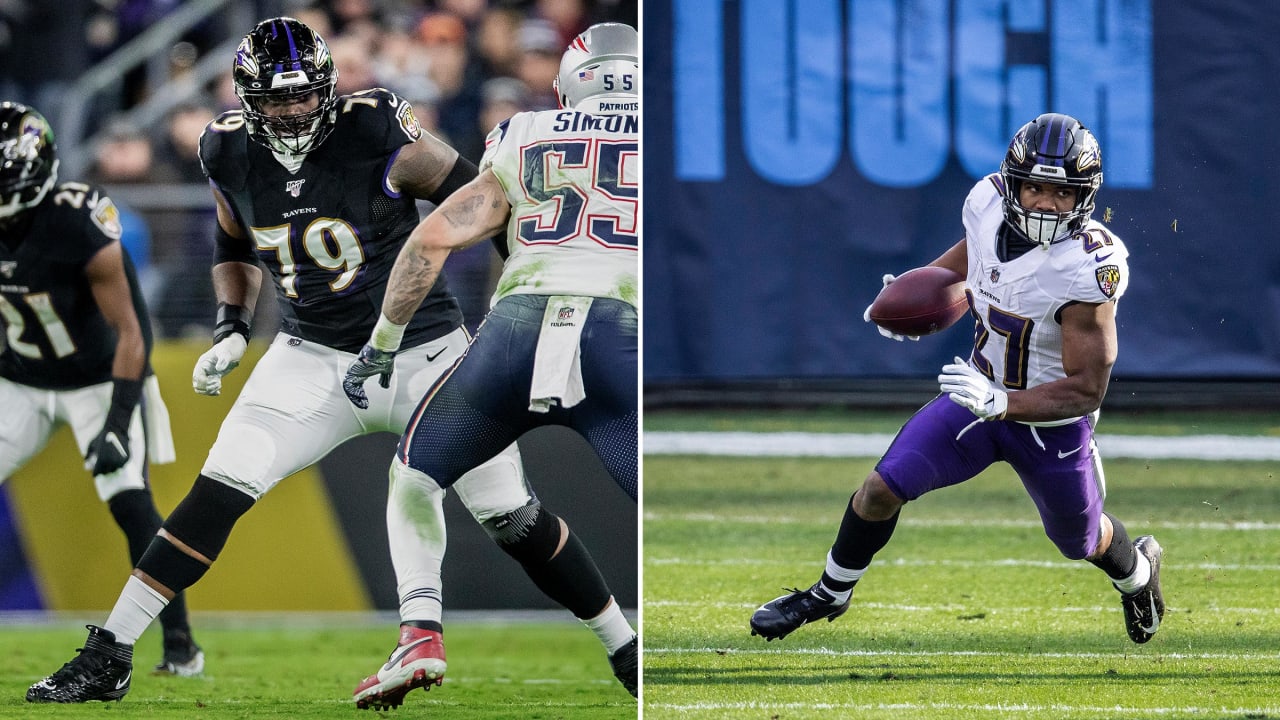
[233, 18, 339, 155]
[0, 103, 58, 222]
[999, 113, 1103, 248]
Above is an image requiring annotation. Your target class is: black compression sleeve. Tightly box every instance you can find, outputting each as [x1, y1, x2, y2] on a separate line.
[212, 223, 258, 266]
[427, 156, 480, 205]
[105, 377, 144, 430]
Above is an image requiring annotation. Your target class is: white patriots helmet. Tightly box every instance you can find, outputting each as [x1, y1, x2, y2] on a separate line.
[554, 23, 638, 113]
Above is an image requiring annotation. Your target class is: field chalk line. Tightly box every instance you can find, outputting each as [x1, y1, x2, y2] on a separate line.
[645, 431, 1280, 461]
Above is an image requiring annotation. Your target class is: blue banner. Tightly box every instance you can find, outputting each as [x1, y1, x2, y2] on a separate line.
[644, 0, 1280, 381]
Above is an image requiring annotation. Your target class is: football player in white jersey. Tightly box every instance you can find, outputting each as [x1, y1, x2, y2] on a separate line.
[750, 113, 1165, 647]
[344, 22, 639, 698]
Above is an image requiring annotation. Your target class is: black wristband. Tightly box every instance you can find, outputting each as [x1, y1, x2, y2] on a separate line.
[427, 156, 479, 205]
[105, 377, 145, 431]
[213, 303, 252, 344]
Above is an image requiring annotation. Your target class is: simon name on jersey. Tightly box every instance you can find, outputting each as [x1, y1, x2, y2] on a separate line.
[552, 112, 638, 134]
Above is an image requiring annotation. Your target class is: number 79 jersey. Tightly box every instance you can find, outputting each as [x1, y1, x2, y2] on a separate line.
[962, 175, 1129, 396]
[481, 108, 638, 308]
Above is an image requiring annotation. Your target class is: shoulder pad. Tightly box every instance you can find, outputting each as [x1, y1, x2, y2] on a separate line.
[1067, 225, 1130, 302]
[332, 88, 422, 153]
[199, 111, 250, 190]
[41, 181, 121, 260]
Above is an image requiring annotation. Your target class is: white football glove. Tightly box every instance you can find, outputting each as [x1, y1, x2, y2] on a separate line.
[862, 273, 919, 342]
[192, 334, 248, 396]
[939, 356, 1008, 420]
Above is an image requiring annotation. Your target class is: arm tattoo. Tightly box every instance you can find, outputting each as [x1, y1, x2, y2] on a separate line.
[383, 241, 440, 324]
[441, 193, 489, 228]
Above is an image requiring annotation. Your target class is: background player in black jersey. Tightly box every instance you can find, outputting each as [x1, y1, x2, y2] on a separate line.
[0, 103, 204, 694]
[29, 17, 634, 706]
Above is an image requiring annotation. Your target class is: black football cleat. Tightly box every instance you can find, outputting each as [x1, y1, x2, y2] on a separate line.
[608, 635, 638, 697]
[27, 625, 134, 703]
[1118, 535, 1165, 644]
[153, 628, 205, 677]
[750, 583, 850, 641]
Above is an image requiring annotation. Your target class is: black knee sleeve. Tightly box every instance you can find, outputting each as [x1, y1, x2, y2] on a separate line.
[482, 502, 612, 618]
[1089, 511, 1138, 579]
[481, 500, 561, 563]
[137, 475, 253, 594]
[137, 538, 212, 596]
[161, 474, 256, 560]
[107, 489, 164, 566]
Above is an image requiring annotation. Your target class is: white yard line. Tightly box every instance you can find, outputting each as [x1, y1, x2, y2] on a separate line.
[645, 555, 1280, 571]
[644, 431, 1280, 460]
[644, 513, 1280, 531]
[646, 700, 1280, 717]
[645, 646, 1280, 661]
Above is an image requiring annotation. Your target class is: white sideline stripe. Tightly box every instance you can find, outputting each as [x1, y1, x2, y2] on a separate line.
[645, 513, 1280, 532]
[644, 599, 1280, 614]
[646, 646, 1280, 662]
[644, 431, 1280, 460]
[647, 700, 1280, 716]
[646, 555, 1280, 572]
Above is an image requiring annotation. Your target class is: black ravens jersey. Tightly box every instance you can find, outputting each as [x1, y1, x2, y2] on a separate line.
[0, 182, 151, 390]
[199, 87, 463, 353]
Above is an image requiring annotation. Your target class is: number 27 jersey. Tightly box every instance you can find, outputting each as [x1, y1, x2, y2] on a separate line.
[962, 174, 1129, 395]
[481, 109, 638, 308]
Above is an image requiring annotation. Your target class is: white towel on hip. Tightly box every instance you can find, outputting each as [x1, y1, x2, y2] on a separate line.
[144, 374, 176, 464]
[528, 295, 593, 413]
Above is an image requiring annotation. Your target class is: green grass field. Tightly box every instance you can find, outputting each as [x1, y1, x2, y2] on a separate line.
[0, 616, 636, 719]
[643, 410, 1280, 720]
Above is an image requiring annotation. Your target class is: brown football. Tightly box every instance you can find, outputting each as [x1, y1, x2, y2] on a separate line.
[868, 266, 969, 337]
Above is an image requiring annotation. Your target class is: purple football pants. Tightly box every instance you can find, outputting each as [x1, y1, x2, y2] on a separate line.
[875, 395, 1104, 560]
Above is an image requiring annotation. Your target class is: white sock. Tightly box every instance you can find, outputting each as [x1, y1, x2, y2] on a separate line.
[1113, 551, 1151, 594]
[104, 575, 168, 645]
[582, 597, 635, 655]
[386, 460, 447, 625]
[819, 551, 866, 604]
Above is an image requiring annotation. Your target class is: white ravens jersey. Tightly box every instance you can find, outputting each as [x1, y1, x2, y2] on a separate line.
[962, 174, 1129, 393]
[480, 108, 638, 307]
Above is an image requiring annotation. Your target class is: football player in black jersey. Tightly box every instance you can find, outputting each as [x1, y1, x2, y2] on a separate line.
[0, 103, 204, 696]
[29, 17, 634, 706]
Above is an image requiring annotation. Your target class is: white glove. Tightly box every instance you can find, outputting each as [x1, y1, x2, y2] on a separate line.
[862, 273, 920, 342]
[939, 356, 1008, 420]
[192, 334, 248, 396]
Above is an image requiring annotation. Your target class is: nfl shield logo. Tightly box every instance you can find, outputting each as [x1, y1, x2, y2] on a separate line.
[557, 306, 575, 321]
[989, 268, 1001, 284]
[0, 260, 16, 278]
[286, 179, 305, 197]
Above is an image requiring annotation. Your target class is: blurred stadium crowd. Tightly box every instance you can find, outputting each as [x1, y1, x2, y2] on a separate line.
[0, 0, 636, 338]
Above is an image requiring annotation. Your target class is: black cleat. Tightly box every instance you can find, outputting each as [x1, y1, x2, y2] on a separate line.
[608, 635, 638, 698]
[153, 628, 205, 677]
[27, 625, 134, 703]
[750, 583, 850, 641]
[1119, 535, 1165, 644]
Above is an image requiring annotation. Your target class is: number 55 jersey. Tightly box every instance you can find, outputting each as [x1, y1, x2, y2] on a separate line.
[481, 107, 638, 307]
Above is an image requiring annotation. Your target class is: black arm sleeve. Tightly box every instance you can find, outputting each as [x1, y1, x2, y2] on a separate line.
[212, 223, 258, 266]
[427, 156, 480, 205]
